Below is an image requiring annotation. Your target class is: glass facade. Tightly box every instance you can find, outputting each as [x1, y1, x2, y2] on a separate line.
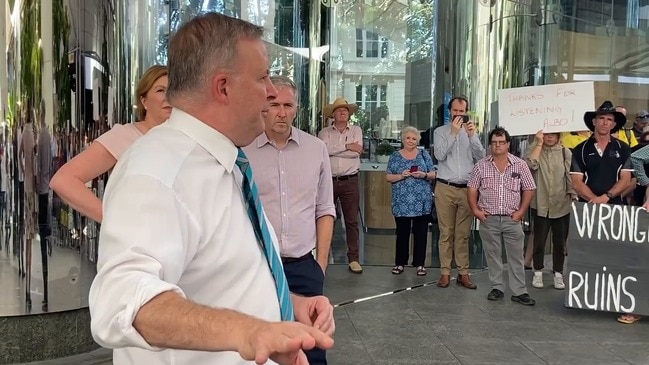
[2, 0, 649, 318]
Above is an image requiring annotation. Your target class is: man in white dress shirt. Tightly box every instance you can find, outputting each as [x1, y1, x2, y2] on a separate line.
[89, 13, 334, 365]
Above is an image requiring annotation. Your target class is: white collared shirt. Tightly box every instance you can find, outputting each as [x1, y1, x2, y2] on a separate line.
[89, 108, 280, 365]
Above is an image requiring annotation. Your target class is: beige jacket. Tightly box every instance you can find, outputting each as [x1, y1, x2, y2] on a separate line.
[525, 141, 576, 218]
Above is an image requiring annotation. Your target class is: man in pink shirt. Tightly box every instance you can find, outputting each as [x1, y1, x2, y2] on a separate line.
[318, 98, 363, 273]
[244, 75, 336, 365]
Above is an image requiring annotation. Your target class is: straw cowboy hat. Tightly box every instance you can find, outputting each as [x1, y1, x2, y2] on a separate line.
[583, 101, 626, 133]
[324, 97, 359, 118]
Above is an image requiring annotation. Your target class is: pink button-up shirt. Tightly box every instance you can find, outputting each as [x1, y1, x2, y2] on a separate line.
[317, 123, 363, 177]
[468, 153, 536, 216]
[243, 128, 336, 258]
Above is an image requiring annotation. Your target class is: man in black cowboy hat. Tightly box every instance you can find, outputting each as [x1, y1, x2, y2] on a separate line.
[569, 101, 633, 205]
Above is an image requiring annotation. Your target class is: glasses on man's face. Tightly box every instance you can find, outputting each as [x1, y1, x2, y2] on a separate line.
[490, 141, 508, 146]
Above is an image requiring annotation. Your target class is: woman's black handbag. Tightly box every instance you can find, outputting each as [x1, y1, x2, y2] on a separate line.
[429, 180, 438, 224]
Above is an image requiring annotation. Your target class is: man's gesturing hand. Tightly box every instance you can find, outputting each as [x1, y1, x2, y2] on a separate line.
[292, 295, 335, 337]
[238, 320, 334, 365]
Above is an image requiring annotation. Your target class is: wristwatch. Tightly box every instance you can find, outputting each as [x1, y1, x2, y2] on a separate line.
[606, 192, 614, 199]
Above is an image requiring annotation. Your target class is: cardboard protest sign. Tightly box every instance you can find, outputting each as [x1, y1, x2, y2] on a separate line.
[498, 81, 595, 136]
[565, 202, 649, 316]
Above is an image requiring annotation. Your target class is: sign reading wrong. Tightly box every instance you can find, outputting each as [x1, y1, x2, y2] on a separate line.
[566, 202, 649, 316]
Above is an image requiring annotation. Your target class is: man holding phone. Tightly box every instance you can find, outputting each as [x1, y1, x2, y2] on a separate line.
[433, 96, 485, 288]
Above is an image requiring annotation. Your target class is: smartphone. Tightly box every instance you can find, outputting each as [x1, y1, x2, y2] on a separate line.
[461, 115, 470, 123]
[410, 165, 419, 173]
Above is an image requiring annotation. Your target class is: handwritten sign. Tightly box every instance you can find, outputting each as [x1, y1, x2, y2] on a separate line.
[565, 202, 649, 316]
[498, 82, 595, 136]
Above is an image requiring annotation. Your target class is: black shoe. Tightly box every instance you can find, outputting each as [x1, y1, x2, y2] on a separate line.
[487, 289, 504, 301]
[511, 293, 536, 306]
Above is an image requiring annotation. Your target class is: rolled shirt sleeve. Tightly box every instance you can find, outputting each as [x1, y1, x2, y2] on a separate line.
[467, 163, 482, 189]
[89, 174, 199, 350]
[315, 143, 336, 219]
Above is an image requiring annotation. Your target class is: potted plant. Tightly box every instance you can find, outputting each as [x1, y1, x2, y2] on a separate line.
[375, 141, 395, 163]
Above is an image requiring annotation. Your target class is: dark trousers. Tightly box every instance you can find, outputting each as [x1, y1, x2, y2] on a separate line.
[532, 213, 569, 273]
[333, 176, 360, 262]
[284, 256, 327, 365]
[394, 215, 429, 267]
[38, 193, 50, 302]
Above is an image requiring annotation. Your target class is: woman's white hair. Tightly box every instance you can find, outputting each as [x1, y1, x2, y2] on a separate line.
[401, 126, 421, 143]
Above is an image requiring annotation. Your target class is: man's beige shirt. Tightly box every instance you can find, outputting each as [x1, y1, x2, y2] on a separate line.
[525, 141, 576, 219]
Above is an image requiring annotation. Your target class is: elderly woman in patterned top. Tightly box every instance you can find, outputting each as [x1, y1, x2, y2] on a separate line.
[385, 126, 437, 276]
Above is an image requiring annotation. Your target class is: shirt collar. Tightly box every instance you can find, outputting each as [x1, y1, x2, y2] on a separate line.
[486, 153, 514, 164]
[255, 127, 301, 148]
[165, 108, 238, 173]
[331, 123, 350, 132]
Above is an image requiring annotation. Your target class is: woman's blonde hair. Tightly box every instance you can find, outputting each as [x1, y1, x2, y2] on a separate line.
[135, 65, 168, 121]
[401, 126, 421, 143]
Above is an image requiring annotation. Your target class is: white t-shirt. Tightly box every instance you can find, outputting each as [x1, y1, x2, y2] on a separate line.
[89, 108, 281, 365]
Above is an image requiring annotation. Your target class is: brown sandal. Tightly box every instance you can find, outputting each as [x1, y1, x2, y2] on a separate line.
[391, 266, 404, 275]
[416, 266, 427, 276]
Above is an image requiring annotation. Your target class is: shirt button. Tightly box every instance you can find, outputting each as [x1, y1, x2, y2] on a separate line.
[282, 192, 286, 195]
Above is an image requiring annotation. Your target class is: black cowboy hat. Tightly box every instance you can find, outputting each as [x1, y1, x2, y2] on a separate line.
[583, 101, 626, 133]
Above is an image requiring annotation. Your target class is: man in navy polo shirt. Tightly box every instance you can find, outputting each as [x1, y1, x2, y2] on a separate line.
[570, 101, 633, 205]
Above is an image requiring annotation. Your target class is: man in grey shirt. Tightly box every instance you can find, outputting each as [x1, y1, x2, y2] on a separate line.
[433, 96, 485, 288]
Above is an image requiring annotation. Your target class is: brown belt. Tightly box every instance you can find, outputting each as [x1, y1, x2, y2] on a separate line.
[333, 173, 358, 181]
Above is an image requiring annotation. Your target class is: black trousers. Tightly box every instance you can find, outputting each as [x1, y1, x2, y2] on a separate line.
[394, 215, 429, 267]
[38, 193, 50, 302]
[532, 213, 569, 273]
[283, 256, 327, 365]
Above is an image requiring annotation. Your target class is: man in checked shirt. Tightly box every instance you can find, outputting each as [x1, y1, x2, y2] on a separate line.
[468, 127, 537, 306]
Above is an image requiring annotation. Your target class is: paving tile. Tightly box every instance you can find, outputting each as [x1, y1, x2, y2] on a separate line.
[522, 341, 630, 365]
[601, 342, 649, 365]
[363, 341, 456, 363]
[326, 338, 371, 365]
[441, 338, 546, 365]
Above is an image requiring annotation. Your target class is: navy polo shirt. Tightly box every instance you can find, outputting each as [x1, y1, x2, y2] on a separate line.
[570, 137, 632, 204]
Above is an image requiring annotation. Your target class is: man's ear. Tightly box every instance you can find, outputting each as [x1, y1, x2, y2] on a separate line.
[211, 73, 230, 104]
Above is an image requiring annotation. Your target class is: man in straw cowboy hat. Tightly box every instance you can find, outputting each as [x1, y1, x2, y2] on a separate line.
[318, 98, 364, 274]
[570, 100, 633, 206]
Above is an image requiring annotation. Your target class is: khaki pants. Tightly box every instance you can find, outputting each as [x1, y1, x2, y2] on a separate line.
[435, 182, 472, 275]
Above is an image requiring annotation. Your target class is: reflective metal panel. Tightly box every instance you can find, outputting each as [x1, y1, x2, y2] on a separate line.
[0, 0, 311, 316]
[0, 0, 165, 316]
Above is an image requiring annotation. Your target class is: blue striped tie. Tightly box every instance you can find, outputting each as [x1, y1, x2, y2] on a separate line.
[235, 148, 294, 321]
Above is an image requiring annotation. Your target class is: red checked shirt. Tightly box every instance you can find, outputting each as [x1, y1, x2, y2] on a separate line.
[468, 153, 536, 216]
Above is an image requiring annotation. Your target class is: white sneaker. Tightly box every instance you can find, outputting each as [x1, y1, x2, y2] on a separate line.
[554, 272, 565, 290]
[532, 271, 544, 288]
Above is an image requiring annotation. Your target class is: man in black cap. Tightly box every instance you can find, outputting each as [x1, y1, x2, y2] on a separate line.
[570, 101, 633, 205]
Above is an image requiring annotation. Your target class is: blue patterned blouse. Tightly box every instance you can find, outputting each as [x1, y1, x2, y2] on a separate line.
[386, 149, 435, 217]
